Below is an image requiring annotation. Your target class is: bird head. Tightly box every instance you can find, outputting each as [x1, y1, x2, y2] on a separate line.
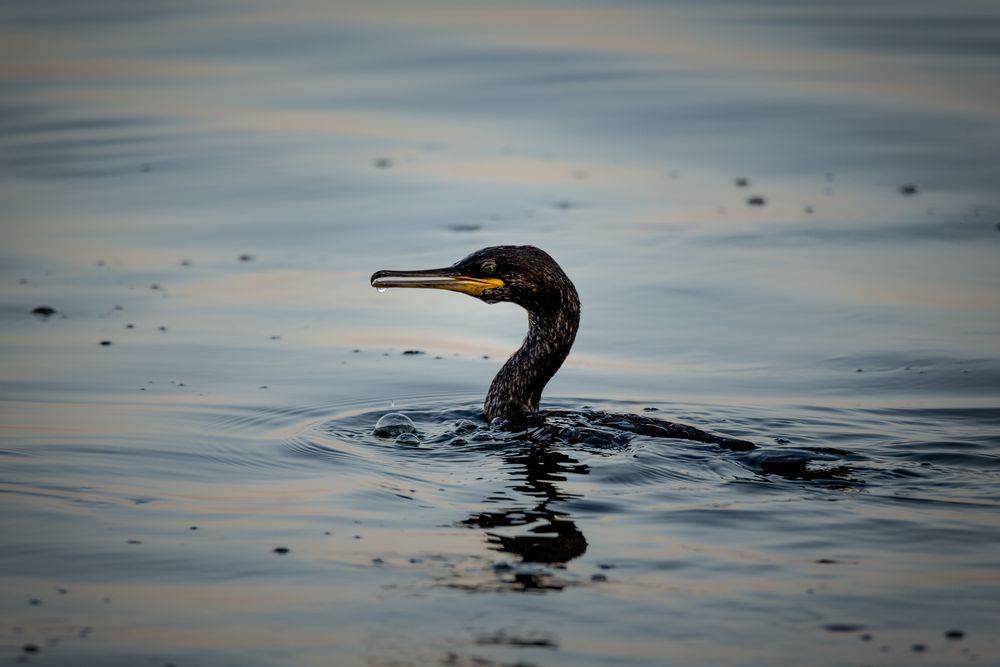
[371, 245, 575, 312]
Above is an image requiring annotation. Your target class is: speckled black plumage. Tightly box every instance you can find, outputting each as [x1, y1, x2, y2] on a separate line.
[468, 246, 580, 423]
[390, 245, 577, 422]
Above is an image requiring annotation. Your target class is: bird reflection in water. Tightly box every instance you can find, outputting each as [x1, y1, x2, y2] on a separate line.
[461, 443, 590, 591]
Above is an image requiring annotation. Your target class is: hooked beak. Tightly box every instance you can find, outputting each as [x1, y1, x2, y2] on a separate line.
[370, 266, 504, 297]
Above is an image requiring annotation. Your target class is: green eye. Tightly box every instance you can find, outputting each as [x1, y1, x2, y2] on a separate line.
[482, 262, 497, 276]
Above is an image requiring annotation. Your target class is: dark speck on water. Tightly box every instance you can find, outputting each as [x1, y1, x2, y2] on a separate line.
[31, 305, 57, 318]
[238, 254, 253, 262]
[402, 349, 425, 355]
[735, 177, 749, 187]
[746, 196, 766, 206]
[99, 340, 112, 346]
[823, 624, 866, 634]
[273, 547, 290, 555]
[900, 184, 919, 196]
[374, 157, 392, 168]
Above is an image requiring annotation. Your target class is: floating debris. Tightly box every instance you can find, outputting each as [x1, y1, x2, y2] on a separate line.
[99, 340, 113, 346]
[945, 629, 965, 640]
[374, 157, 392, 169]
[448, 223, 482, 232]
[31, 305, 57, 318]
[734, 177, 749, 187]
[273, 547, 290, 554]
[238, 253, 254, 262]
[900, 184, 919, 196]
[746, 196, 766, 206]
[824, 624, 866, 633]
[402, 349, 425, 355]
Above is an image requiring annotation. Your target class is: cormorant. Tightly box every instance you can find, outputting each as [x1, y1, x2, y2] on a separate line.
[371, 245, 753, 450]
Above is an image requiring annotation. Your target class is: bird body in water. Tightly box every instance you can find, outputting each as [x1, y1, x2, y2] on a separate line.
[371, 245, 754, 450]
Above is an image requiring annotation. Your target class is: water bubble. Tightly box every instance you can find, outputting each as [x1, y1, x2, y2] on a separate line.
[377, 287, 387, 293]
[373, 412, 416, 438]
[394, 433, 420, 446]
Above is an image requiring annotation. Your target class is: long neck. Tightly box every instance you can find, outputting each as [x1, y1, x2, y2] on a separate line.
[483, 290, 580, 423]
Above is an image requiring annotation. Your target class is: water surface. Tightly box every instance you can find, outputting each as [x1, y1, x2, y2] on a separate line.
[2, 1, 999, 665]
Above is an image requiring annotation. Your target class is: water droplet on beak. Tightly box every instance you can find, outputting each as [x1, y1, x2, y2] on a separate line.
[377, 287, 387, 293]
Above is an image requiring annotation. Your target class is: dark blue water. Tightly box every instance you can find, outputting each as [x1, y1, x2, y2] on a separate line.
[2, 1, 999, 665]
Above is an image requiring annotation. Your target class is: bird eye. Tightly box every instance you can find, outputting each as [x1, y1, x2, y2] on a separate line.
[482, 262, 498, 276]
